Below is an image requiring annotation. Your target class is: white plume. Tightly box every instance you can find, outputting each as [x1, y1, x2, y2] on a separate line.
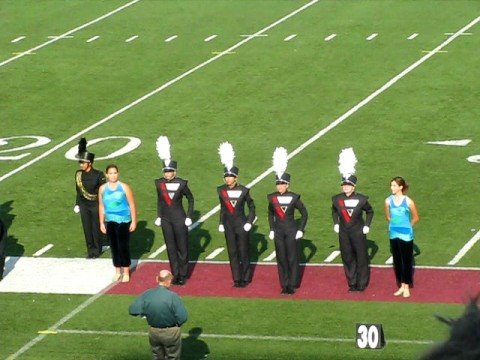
[338, 147, 357, 177]
[156, 136, 171, 164]
[218, 142, 235, 170]
[272, 147, 288, 178]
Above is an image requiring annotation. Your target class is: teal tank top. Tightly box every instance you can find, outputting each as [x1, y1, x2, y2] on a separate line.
[388, 195, 413, 241]
[102, 182, 131, 223]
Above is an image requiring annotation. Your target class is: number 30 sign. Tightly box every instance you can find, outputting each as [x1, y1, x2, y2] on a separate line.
[356, 323, 385, 349]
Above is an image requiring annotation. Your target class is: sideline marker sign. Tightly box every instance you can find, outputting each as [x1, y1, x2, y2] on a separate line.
[356, 323, 385, 349]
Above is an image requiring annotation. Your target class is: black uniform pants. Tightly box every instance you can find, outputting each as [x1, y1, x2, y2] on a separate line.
[273, 228, 299, 290]
[339, 227, 369, 289]
[224, 225, 251, 283]
[106, 222, 131, 267]
[162, 219, 189, 280]
[390, 238, 414, 286]
[80, 203, 102, 257]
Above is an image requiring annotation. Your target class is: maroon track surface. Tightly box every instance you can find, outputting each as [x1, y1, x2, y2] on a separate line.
[107, 262, 480, 304]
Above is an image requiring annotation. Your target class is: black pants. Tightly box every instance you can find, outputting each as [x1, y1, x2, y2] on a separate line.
[390, 238, 414, 286]
[106, 222, 131, 267]
[224, 225, 251, 283]
[80, 203, 102, 257]
[161, 219, 189, 280]
[339, 227, 369, 289]
[274, 228, 299, 290]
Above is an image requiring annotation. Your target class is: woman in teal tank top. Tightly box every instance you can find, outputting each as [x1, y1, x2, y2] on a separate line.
[99, 164, 137, 283]
[384, 177, 419, 298]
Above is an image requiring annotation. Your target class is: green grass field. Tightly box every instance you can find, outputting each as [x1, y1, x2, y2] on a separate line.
[1, 0, 480, 358]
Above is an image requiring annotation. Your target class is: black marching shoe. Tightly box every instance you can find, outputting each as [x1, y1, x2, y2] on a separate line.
[348, 286, 358, 292]
[287, 287, 295, 295]
[281, 288, 288, 295]
[233, 281, 242, 288]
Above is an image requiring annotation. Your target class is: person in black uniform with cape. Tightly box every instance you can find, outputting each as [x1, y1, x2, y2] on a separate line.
[74, 138, 106, 258]
[331, 148, 374, 292]
[217, 142, 256, 288]
[155, 136, 194, 285]
[267, 147, 308, 295]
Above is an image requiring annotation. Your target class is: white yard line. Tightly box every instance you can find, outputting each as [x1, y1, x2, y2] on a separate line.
[0, 0, 141, 68]
[263, 251, 277, 261]
[0, 0, 319, 185]
[11, 36, 26, 43]
[407, 33, 418, 40]
[385, 256, 393, 265]
[284, 34, 297, 41]
[188, 14, 480, 230]
[366, 33, 378, 41]
[448, 230, 480, 265]
[205, 247, 225, 259]
[56, 329, 435, 345]
[204, 34, 217, 42]
[324, 250, 341, 263]
[147, 244, 167, 259]
[86, 35, 100, 43]
[165, 35, 178, 42]
[32, 244, 54, 257]
[324, 33, 336, 41]
[125, 35, 139, 42]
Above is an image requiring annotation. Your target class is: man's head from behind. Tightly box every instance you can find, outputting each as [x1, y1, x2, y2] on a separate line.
[156, 270, 173, 287]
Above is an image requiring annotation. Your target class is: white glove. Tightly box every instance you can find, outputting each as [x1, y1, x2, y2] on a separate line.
[218, 224, 225, 232]
[268, 231, 274, 240]
[154, 217, 161, 227]
[243, 223, 252, 232]
[73, 205, 80, 214]
[362, 226, 370, 234]
[185, 218, 192, 227]
[295, 230, 303, 240]
[333, 224, 339, 233]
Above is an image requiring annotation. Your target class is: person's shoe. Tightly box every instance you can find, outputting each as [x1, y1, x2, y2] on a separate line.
[112, 273, 122, 282]
[121, 274, 130, 283]
[177, 277, 185, 286]
[394, 287, 404, 296]
[403, 288, 410, 298]
[281, 288, 288, 294]
[287, 287, 295, 295]
[172, 278, 180, 285]
[357, 286, 366, 292]
[348, 286, 358, 292]
[233, 281, 242, 288]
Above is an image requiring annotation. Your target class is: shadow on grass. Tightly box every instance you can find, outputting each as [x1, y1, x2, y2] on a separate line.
[182, 327, 210, 360]
[297, 237, 317, 288]
[130, 220, 155, 259]
[188, 211, 212, 278]
[249, 226, 268, 282]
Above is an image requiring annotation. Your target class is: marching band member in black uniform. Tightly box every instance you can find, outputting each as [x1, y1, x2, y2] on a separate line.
[331, 148, 374, 292]
[217, 142, 256, 288]
[74, 138, 106, 259]
[267, 147, 308, 295]
[155, 136, 194, 285]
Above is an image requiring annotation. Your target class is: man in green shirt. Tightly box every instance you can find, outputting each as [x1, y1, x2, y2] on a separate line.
[129, 269, 188, 359]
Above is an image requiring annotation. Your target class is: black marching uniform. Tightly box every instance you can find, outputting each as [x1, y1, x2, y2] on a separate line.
[155, 177, 194, 284]
[75, 168, 105, 258]
[331, 191, 374, 291]
[218, 183, 255, 286]
[268, 191, 308, 293]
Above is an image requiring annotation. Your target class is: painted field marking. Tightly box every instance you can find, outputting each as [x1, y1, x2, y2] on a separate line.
[366, 33, 378, 41]
[211, 51, 235, 55]
[426, 139, 471, 146]
[448, 229, 480, 265]
[206, 247, 225, 259]
[56, 329, 435, 345]
[48, 35, 74, 39]
[263, 251, 276, 261]
[147, 244, 166, 259]
[421, 49, 448, 54]
[11, 36, 26, 43]
[12, 52, 36, 56]
[240, 34, 268, 37]
[165, 35, 178, 42]
[324, 33, 336, 41]
[284, 34, 297, 41]
[324, 250, 340, 263]
[0, 0, 141, 68]
[125, 35, 138, 42]
[204, 35, 217, 42]
[385, 256, 393, 265]
[0, 0, 319, 185]
[188, 14, 480, 231]
[86, 36, 100, 43]
[407, 33, 418, 40]
[33, 244, 54, 257]
[445, 32, 472, 35]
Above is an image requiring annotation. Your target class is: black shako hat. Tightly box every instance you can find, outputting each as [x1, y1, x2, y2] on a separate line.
[341, 175, 357, 186]
[224, 166, 239, 177]
[275, 172, 290, 185]
[75, 137, 95, 163]
[163, 160, 177, 172]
